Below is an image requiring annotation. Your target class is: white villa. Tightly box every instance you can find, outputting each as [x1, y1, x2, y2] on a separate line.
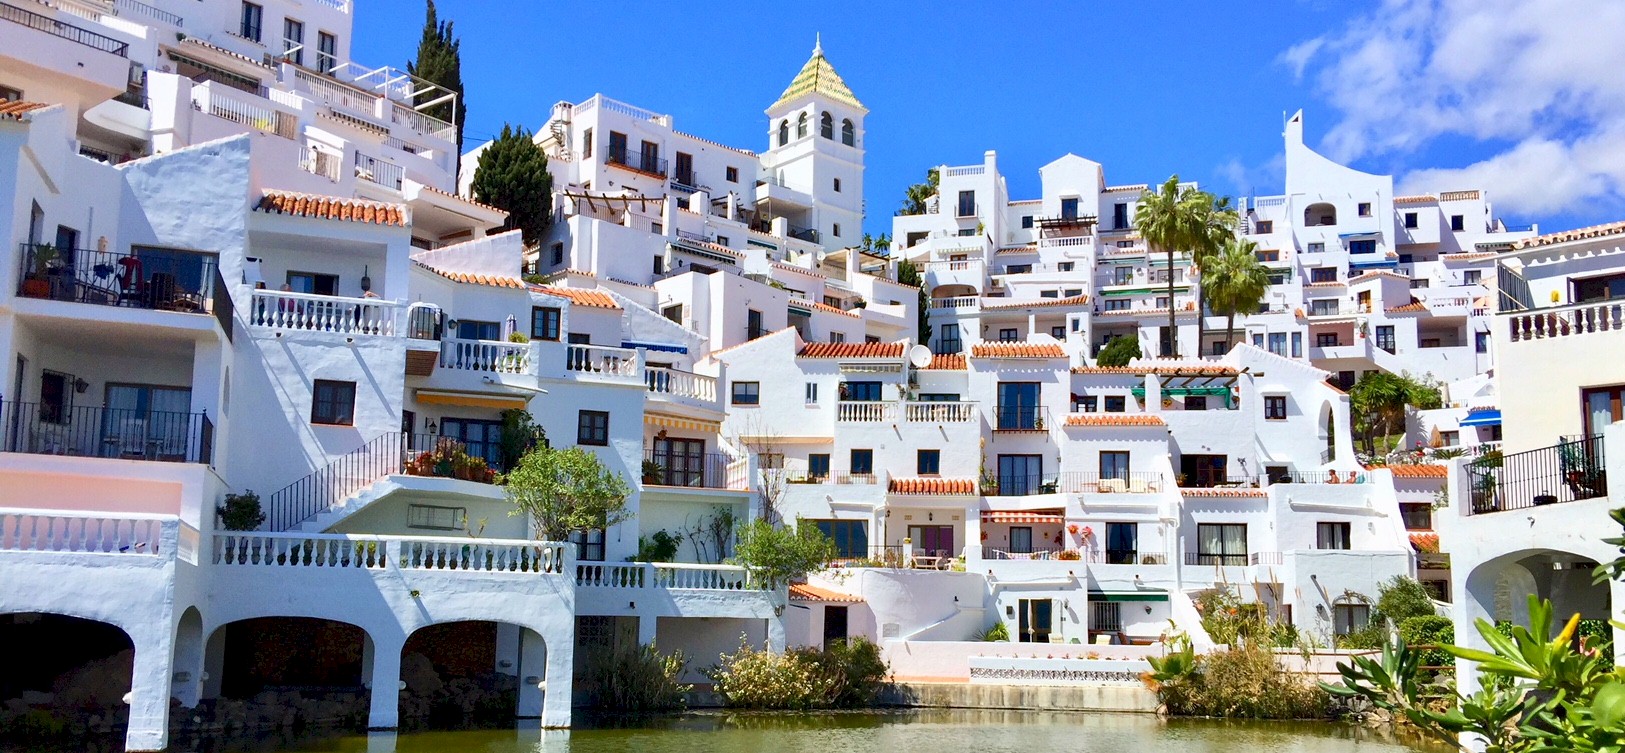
[1, 1, 1617, 750]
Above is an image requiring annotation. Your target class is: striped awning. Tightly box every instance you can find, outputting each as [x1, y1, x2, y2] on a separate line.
[981, 509, 1064, 524]
[644, 414, 721, 433]
[414, 389, 529, 410]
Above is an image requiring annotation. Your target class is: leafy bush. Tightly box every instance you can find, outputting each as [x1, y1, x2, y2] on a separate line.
[592, 643, 691, 712]
[1096, 336, 1141, 367]
[1192, 587, 1299, 647]
[634, 530, 683, 562]
[217, 489, 265, 531]
[1398, 615, 1455, 669]
[1147, 641, 1330, 719]
[406, 438, 496, 483]
[1338, 576, 1438, 649]
[980, 622, 1009, 642]
[707, 637, 889, 710]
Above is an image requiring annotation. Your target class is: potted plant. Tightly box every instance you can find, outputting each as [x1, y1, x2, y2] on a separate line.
[642, 459, 665, 485]
[21, 244, 57, 298]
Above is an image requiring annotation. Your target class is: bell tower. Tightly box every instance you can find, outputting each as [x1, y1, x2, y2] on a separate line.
[761, 37, 866, 250]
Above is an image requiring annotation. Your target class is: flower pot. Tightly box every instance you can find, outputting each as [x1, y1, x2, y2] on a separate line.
[20, 277, 49, 298]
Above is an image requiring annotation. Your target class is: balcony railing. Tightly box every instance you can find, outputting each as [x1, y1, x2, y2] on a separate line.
[575, 562, 761, 591]
[1507, 301, 1625, 342]
[16, 244, 221, 314]
[1185, 552, 1250, 567]
[0, 1, 128, 56]
[0, 509, 179, 557]
[837, 401, 897, 422]
[904, 401, 976, 423]
[192, 85, 296, 139]
[440, 338, 529, 374]
[114, 0, 183, 26]
[0, 400, 213, 465]
[930, 297, 979, 310]
[1468, 434, 1607, 515]
[565, 344, 641, 379]
[993, 405, 1051, 432]
[248, 289, 398, 336]
[645, 367, 718, 403]
[985, 473, 1060, 496]
[354, 152, 404, 190]
[605, 146, 668, 177]
[1059, 471, 1163, 494]
[642, 448, 747, 491]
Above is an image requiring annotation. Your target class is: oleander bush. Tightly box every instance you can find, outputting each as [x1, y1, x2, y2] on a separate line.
[1144, 638, 1330, 719]
[592, 643, 690, 712]
[707, 637, 889, 710]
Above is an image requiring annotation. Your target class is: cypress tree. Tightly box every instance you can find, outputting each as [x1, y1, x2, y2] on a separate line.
[471, 124, 553, 246]
[407, 0, 466, 172]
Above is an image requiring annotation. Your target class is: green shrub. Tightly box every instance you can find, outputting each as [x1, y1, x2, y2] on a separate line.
[634, 530, 683, 562]
[6, 709, 66, 741]
[591, 642, 691, 712]
[1149, 642, 1330, 719]
[810, 638, 889, 707]
[217, 489, 265, 531]
[706, 637, 890, 710]
[1397, 615, 1454, 669]
[980, 622, 1009, 642]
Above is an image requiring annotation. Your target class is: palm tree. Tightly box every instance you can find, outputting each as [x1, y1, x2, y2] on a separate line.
[1192, 196, 1240, 355]
[1135, 176, 1206, 358]
[898, 168, 940, 216]
[1204, 238, 1271, 354]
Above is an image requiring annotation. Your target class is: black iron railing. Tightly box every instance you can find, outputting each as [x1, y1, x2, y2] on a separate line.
[605, 146, 667, 177]
[1468, 434, 1606, 515]
[993, 405, 1050, 431]
[0, 1, 129, 56]
[1059, 471, 1164, 493]
[1186, 552, 1250, 567]
[642, 447, 735, 489]
[987, 472, 1059, 497]
[0, 399, 212, 464]
[267, 433, 504, 531]
[16, 244, 219, 313]
[1103, 548, 1139, 565]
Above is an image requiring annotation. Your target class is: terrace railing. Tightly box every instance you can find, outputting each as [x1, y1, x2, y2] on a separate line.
[0, 400, 213, 464]
[17, 244, 220, 314]
[248, 290, 398, 336]
[1467, 434, 1607, 514]
[0, 1, 128, 55]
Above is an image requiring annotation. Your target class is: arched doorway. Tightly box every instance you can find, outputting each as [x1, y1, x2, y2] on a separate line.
[399, 621, 548, 728]
[0, 613, 135, 746]
[208, 617, 372, 728]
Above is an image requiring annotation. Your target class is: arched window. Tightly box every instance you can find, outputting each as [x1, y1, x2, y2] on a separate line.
[796, 112, 809, 139]
[1305, 202, 1337, 226]
[820, 111, 834, 139]
[841, 118, 855, 146]
[1324, 406, 1336, 462]
[778, 119, 789, 147]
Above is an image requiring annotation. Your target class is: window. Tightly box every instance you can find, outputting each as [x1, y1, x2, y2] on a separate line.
[1100, 450, 1130, 480]
[239, 2, 262, 41]
[1007, 264, 1032, 274]
[530, 307, 561, 341]
[804, 382, 819, 405]
[1475, 331, 1489, 353]
[814, 520, 867, 559]
[1104, 396, 1126, 412]
[957, 228, 976, 237]
[581, 129, 592, 162]
[1268, 332, 1287, 356]
[576, 410, 609, 446]
[1040, 290, 1059, 299]
[1186, 395, 1207, 411]
[917, 449, 941, 475]
[731, 381, 760, 405]
[840, 119, 855, 146]
[808, 453, 830, 480]
[1264, 395, 1287, 420]
[778, 120, 789, 146]
[1105, 522, 1137, 563]
[1375, 325, 1396, 353]
[832, 223, 841, 238]
[407, 504, 465, 531]
[1058, 262, 1075, 272]
[1061, 197, 1079, 220]
[1104, 299, 1130, 311]
[1255, 220, 1274, 234]
[1021, 215, 1034, 229]
[310, 380, 356, 426]
[1051, 326, 1066, 339]
[1291, 332, 1303, 358]
[1113, 202, 1129, 229]
[1196, 523, 1248, 566]
[957, 190, 976, 218]
[1333, 603, 1371, 637]
[1257, 249, 1281, 262]
[38, 370, 69, 424]
[1065, 288, 1083, 297]
[1404, 212, 1418, 229]
[726, 166, 739, 183]
[673, 151, 693, 186]
[287, 271, 337, 296]
[569, 529, 605, 562]
[1450, 214, 1465, 232]
[1317, 522, 1351, 550]
[455, 320, 500, 341]
[850, 449, 873, 475]
[661, 304, 682, 324]
[716, 235, 730, 247]
[1310, 267, 1338, 283]
[843, 381, 882, 401]
[1357, 202, 1372, 217]
[1349, 239, 1376, 254]
[0, 85, 20, 102]
[282, 18, 304, 65]
[1114, 267, 1133, 285]
[820, 111, 834, 139]
[316, 31, 337, 72]
[796, 112, 808, 138]
[998, 328, 1019, 341]
[1463, 270, 1482, 285]
[1318, 333, 1340, 347]
[1307, 242, 1325, 253]
[1078, 395, 1098, 413]
[747, 309, 765, 340]
[832, 178, 841, 192]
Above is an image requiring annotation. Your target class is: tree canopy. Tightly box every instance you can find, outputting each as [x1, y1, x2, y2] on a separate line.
[406, 0, 466, 169]
[730, 518, 837, 589]
[1136, 176, 1233, 358]
[1096, 336, 1142, 368]
[897, 168, 940, 216]
[895, 259, 931, 346]
[1203, 238, 1271, 353]
[471, 124, 553, 246]
[506, 445, 631, 542]
[1349, 371, 1443, 455]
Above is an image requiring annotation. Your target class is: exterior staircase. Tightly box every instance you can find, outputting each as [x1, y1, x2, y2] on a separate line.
[265, 433, 411, 532]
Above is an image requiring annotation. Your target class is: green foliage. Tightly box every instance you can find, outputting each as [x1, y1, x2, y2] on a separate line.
[896, 258, 931, 346]
[1349, 371, 1444, 455]
[1193, 587, 1301, 648]
[1148, 641, 1330, 719]
[217, 489, 265, 531]
[897, 167, 939, 216]
[1204, 237, 1272, 352]
[505, 445, 632, 541]
[471, 124, 553, 245]
[1095, 335, 1142, 367]
[405, 0, 465, 165]
[980, 622, 1010, 642]
[634, 530, 683, 562]
[1373, 576, 1439, 626]
[592, 642, 691, 712]
[706, 637, 889, 710]
[497, 408, 544, 473]
[1135, 176, 1236, 358]
[1399, 615, 1456, 669]
[729, 518, 837, 588]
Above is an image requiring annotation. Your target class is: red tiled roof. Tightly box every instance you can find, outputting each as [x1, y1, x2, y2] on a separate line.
[1304, 281, 1346, 288]
[0, 101, 52, 121]
[1441, 251, 1498, 262]
[981, 509, 1064, 524]
[1181, 488, 1268, 498]
[548, 268, 597, 279]
[255, 190, 408, 226]
[1105, 183, 1150, 193]
[1064, 414, 1166, 427]
[982, 294, 1090, 310]
[1512, 219, 1625, 250]
[789, 583, 863, 603]
[672, 236, 745, 259]
[772, 261, 826, 279]
[924, 354, 967, 370]
[1093, 306, 1199, 318]
[1384, 464, 1449, 478]
[1349, 270, 1414, 284]
[414, 262, 526, 289]
[1387, 299, 1427, 313]
[1072, 364, 1238, 377]
[970, 342, 1066, 358]
[671, 128, 757, 158]
[888, 477, 977, 495]
[788, 298, 861, 318]
[530, 285, 621, 310]
[797, 341, 906, 359]
[996, 245, 1038, 255]
[1410, 533, 1441, 553]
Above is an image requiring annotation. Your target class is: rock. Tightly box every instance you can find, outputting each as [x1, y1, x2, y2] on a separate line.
[400, 652, 443, 695]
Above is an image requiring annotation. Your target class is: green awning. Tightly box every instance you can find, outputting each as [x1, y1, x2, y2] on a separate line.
[1089, 591, 1168, 602]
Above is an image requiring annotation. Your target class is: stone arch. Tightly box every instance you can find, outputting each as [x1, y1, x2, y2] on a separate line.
[796, 112, 809, 139]
[1459, 546, 1616, 694]
[819, 111, 833, 139]
[841, 118, 855, 146]
[0, 611, 137, 735]
[172, 606, 205, 707]
[777, 119, 788, 147]
[206, 616, 374, 705]
[399, 619, 554, 726]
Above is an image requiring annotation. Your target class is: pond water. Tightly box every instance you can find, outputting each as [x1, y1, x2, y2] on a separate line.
[192, 709, 1440, 753]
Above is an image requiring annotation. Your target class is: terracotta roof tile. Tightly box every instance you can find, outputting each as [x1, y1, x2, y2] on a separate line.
[1348, 270, 1413, 284]
[671, 128, 757, 157]
[773, 262, 826, 279]
[1181, 488, 1268, 498]
[414, 262, 526, 288]
[797, 341, 906, 359]
[982, 294, 1090, 310]
[1008, 199, 1041, 205]
[0, 101, 52, 121]
[255, 190, 408, 226]
[996, 245, 1039, 255]
[788, 297, 862, 318]
[1394, 194, 1437, 204]
[1386, 298, 1427, 313]
[888, 477, 977, 495]
[548, 268, 597, 279]
[1441, 252, 1498, 262]
[529, 285, 621, 310]
[1092, 306, 1199, 318]
[789, 583, 864, 602]
[1512, 219, 1625, 250]
[1385, 464, 1449, 478]
[1410, 533, 1441, 552]
[1105, 183, 1150, 193]
[1072, 364, 1238, 377]
[671, 236, 745, 259]
[1064, 414, 1166, 427]
[970, 342, 1066, 358]
[1304, 281, 1346, 288]
[924, 354, 966, 370]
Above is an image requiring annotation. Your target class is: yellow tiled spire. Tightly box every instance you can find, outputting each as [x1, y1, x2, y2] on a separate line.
[771, 37, 865, 112]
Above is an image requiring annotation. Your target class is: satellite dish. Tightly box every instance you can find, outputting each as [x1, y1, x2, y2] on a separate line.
[908, 345, 933, 368]
[815, 250, 828, 264]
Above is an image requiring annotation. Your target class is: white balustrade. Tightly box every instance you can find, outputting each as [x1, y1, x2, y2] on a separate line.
[725, 457, 752, 491]
[653, 563, 753, 590]
[837, 401, 897, 422]
[212, 532, 566, 574]
[391, 103, 456, 142]
[195, 85, 294, 139]
[566, 344, 641, 379]
[575, 563, 647, 588]
[440, 338, 530, 374]
[399, 537, 563, 573]
[1039, 236, 1092, 248]
[249, 289, 398, 336]
[0, 509, 169, 555]
[943, 165, 985, 177]
[905, 401, 976, 422]
[923, 260, 974, 272]
[354, 152, 404, 190]
[930, 296, 980, 310]
[213, 532, 387, 568]
[295, 70, 378, 121]
[645, 367, 717, 402]
[1509, 302, 1625, 341]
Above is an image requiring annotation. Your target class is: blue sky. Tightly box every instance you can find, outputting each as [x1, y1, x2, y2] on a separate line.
[353, 1, 1625, 239]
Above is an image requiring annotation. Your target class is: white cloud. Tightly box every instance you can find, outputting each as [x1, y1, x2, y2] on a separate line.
[1288, 0, 1625, 219]
[1213, 155, 1285, 198]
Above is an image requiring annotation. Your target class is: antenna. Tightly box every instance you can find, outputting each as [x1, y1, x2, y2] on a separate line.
[908, 345, 933, 369]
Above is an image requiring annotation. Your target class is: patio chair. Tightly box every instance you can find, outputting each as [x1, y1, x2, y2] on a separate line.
[1100, 478, 1126, 493]
[110, 418, 149, 459]
[1128, 477, 1150, 493]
